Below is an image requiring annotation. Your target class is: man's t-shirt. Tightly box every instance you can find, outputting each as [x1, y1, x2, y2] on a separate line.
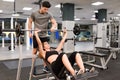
[31, 11, 53, 37]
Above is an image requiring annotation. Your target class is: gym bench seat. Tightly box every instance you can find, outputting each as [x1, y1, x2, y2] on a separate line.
[79, 51, 108, 69]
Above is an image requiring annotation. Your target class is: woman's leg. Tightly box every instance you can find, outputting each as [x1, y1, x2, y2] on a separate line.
[51, 53, 75, 76]
[75, 53, 85, 72]
[68, 52, 85, 73]
[62, 54, 76, 76]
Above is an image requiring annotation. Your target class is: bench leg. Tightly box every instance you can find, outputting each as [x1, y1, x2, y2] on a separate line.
[29, 56, 37, 80]
[100, 57, 107, 69]
[105, 52, 114, 66]
[112, 52, 117, 59]
[87, 55, 96, 63]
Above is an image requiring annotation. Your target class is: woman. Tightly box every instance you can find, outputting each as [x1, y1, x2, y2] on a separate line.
[34, 29, 85, 79]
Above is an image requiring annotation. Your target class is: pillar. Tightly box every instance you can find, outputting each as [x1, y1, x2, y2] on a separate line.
[11, 17, 14, 51]
[62, 3, 75, 53]
[2, 20, 5, 47]
[95, 9, 108, 47]
[98, 9, 107, 23]
[26, 18, 30, 50]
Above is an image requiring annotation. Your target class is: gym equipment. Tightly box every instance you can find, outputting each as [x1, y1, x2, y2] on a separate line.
[29, 51, 99, 80]
[29, 55, 52, 80]
[73, 25, 81, 35]
[108, 19, 120, 48]
[8, 45, 15, 50]
[1, 26, 81, 37]
[44, 56, 98, 80]
[79, 47, 120, 69]
[29, 47, 58, 80]
[79, 51, 108, 69]
[75, 69, 98, 80]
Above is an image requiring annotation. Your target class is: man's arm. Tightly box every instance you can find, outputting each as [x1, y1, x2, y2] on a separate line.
[28, 17, 33, 37]
[50, 18, 57, 32]
[55, 30, 67, 52]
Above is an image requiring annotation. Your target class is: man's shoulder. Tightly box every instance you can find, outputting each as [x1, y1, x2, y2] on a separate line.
[32, 11, 39, 14]
[47, 12, 52, 16]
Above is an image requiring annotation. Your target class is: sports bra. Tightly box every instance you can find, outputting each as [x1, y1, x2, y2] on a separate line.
[45, 51, 58, 61]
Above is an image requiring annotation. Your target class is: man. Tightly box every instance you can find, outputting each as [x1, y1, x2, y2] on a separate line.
[28, 1, 57, 72]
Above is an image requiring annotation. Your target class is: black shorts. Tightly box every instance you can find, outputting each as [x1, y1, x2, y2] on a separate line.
[51, 52, 77, 76]
[33, 35, 49, 48]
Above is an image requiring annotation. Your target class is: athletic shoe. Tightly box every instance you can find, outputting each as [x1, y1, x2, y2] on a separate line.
[42, 66, 50, 73]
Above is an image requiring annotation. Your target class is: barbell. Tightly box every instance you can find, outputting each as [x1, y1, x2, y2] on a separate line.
[1, 26, 81, 37]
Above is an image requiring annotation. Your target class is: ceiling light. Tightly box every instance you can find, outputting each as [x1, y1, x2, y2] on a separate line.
[3, 0, 14, 2]
[12, 14, 20, 17]
[23, 7, 32, 11]
[91, 1, 104, 6]
[117, 14, 120, 16]
[0, 10, 3, 13]
[55, 4, 61, 8]
[75, 18, 80, 21]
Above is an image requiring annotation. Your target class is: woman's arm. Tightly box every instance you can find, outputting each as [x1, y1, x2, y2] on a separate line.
[55, 29, 67, 52]
[34, 30, 45, 58]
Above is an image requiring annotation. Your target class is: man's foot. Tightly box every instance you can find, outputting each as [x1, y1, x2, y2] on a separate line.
[43, 66, 50, 73]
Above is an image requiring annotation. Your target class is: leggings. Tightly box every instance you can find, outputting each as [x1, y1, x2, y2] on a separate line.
[51, 52, 77, 76]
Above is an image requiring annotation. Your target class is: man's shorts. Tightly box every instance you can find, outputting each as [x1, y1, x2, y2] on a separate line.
[33, 35, 49, 48]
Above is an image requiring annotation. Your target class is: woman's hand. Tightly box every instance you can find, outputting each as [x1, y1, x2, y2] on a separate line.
[77, 68, 85, 75]
[62, 28, 67, 35]
[34, 28, 41, 35]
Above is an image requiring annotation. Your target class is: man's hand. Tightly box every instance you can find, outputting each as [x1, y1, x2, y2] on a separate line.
[29, 32, 33, 38]
[50, 27, 55, 32]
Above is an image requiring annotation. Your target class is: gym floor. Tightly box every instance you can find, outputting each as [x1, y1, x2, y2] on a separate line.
[0, 42, 120, 80]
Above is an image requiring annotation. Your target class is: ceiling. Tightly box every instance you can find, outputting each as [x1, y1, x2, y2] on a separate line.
[0, 0, 120, 22]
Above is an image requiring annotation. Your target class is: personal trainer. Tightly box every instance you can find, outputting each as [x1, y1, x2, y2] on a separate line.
[28, 1, 57, 72]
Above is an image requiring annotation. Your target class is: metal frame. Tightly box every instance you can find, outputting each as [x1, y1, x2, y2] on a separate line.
[82, 47, 120, 69]
[29, 55, 52, 80]
[84, 54, 107, 69]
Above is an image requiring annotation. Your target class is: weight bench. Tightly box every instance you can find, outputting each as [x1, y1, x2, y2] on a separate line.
[95, 47, 120, 60]
[44, 59, 67, 80]
[44, 58, 99, 80]
[43, 51, 99, 80]
[79, 51, 108, 69]
[29, 47, 61, 80]
[29, 54, 52, 80]
[29, 50, 99, 80]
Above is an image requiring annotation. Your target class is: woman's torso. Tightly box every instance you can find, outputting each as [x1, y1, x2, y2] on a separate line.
[44, 50, 58, 64]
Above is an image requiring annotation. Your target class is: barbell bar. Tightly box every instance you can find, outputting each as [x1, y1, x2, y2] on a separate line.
[1, 26, 81, 37]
